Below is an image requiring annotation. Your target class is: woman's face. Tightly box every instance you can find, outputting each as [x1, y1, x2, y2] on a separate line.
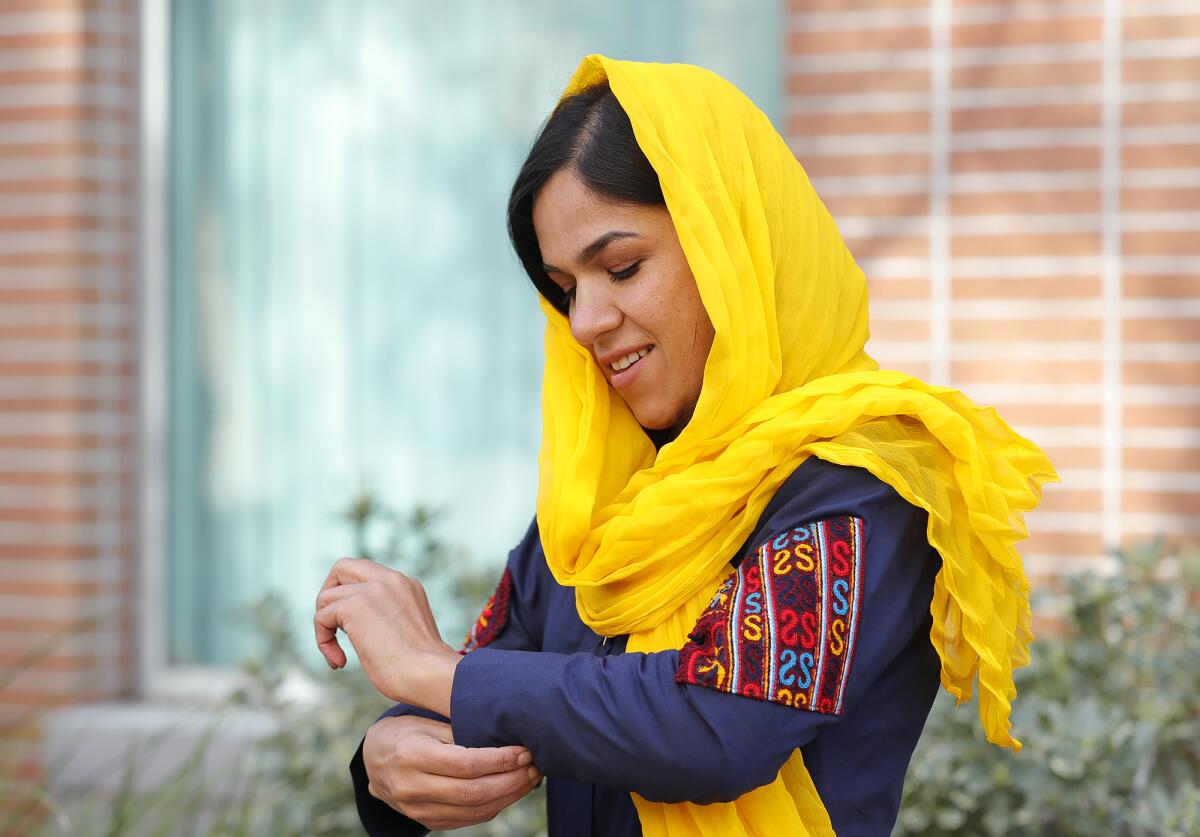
[533, 167, 715, 433]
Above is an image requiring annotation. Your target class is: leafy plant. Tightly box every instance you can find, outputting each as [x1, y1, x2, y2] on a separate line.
[896, 537, 1200, 837]
[2, 488, 544, 837]
[222, 488, 547, 836]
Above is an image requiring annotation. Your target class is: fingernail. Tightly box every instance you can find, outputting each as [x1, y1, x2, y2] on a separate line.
[528, 766, 540, 784]
[517, 751, 533, 767]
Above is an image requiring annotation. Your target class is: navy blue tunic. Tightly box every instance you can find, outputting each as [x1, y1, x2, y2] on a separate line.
[350, 456, 942, 836]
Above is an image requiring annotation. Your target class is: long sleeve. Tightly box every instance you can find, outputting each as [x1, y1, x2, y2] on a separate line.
[449, 470, 941, 805]
[349, 519, 547, 836]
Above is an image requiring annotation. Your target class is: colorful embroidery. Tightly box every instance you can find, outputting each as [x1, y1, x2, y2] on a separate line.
[675, 515, 865, 715]
[461, 567, 513, 653]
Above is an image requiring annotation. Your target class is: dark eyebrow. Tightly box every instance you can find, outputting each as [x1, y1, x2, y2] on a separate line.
[541, 230, 640, 274]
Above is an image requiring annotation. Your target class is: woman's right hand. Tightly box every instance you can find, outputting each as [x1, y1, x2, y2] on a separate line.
[363, 714, 543, 830]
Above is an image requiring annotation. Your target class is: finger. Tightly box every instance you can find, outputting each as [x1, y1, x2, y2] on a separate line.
[406, 761, 541, 807]
[318, 556, 367, 594]
[415, 737, 534, 778]
[313, 600, 348, 668]
[399, 780, 539, 830]
[416, 722, 524, 755]
[388, 716, 532, 761]
[315, 581, 367, 611]
[319, 556, 399, 594]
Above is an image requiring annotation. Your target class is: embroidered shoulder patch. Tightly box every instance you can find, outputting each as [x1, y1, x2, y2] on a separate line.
[675, 515, 865, 715]
[461, 567, 513, 654]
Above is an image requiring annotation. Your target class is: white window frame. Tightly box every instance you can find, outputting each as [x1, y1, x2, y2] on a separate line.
[137, 0, 245, 702]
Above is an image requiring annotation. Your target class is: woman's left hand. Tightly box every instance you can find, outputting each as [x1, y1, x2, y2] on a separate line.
[314, 557, 462, 715]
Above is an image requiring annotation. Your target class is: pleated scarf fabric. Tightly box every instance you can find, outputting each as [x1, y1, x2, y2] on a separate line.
[534, 54, 1060, 836]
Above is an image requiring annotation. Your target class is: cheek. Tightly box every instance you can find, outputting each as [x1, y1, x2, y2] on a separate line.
[621, 259, 713, 381]
[686, 311, 716, 381]
[674, 280, 714, 367]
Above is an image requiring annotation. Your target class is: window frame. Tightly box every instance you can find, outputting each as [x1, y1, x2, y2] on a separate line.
[137, 0, 242, 701]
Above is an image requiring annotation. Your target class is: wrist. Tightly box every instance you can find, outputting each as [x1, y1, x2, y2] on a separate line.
[398, 647, 462, 717]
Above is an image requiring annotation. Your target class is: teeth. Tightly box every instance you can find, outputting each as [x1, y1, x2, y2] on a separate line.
[611, 347, 651, 372]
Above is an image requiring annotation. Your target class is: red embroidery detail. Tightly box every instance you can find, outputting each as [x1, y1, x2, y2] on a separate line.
[461, 567, 513, 654]
[674, 515, 865, 715]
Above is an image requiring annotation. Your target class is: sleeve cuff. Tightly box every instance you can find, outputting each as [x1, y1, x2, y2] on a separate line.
[450, 647, 565, 749]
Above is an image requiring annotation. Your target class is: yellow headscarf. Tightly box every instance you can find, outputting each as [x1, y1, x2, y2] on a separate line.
[534, 54, 1060, 836]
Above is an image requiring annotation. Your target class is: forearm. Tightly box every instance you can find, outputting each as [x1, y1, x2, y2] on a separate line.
[449, 648, 815, 803]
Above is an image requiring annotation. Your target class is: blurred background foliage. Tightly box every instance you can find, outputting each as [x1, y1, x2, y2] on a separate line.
[4, 493, 1197, 835]
[220, 489, 545, 836]
[0, 490, 544, 837]
[897, 538, 1200, 837]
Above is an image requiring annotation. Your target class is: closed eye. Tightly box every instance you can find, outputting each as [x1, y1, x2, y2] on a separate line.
[609, 260, 642, 282]
[561, 260, 643, 309]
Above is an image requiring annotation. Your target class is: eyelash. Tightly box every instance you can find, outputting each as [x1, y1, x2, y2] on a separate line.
[563, 261, 642, 306]
[609, 260, 642, 282]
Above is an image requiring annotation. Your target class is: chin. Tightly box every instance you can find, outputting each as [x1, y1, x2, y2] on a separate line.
[629, 402, 684, 432]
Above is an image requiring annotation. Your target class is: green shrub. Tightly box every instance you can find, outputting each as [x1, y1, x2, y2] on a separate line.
[224, 490, 547, 836]
[1, 490, 545, 837]
[896, 538, 1200, 837]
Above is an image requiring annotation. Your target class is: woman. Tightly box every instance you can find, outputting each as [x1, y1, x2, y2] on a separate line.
[315, 54, 1059, 836]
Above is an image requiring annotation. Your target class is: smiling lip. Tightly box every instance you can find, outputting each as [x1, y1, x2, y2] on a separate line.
[597, 344, 653, 368]
[606, 346, 653, 390]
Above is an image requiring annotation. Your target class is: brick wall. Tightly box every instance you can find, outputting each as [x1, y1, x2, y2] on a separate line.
[786, 0, 1200, 582]
[0, 0, 140, 792]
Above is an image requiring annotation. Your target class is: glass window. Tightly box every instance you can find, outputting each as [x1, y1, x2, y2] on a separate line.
[167, 0, 782, 665]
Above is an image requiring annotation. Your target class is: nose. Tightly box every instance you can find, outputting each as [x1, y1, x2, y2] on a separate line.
[568, 277, 623, 347]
